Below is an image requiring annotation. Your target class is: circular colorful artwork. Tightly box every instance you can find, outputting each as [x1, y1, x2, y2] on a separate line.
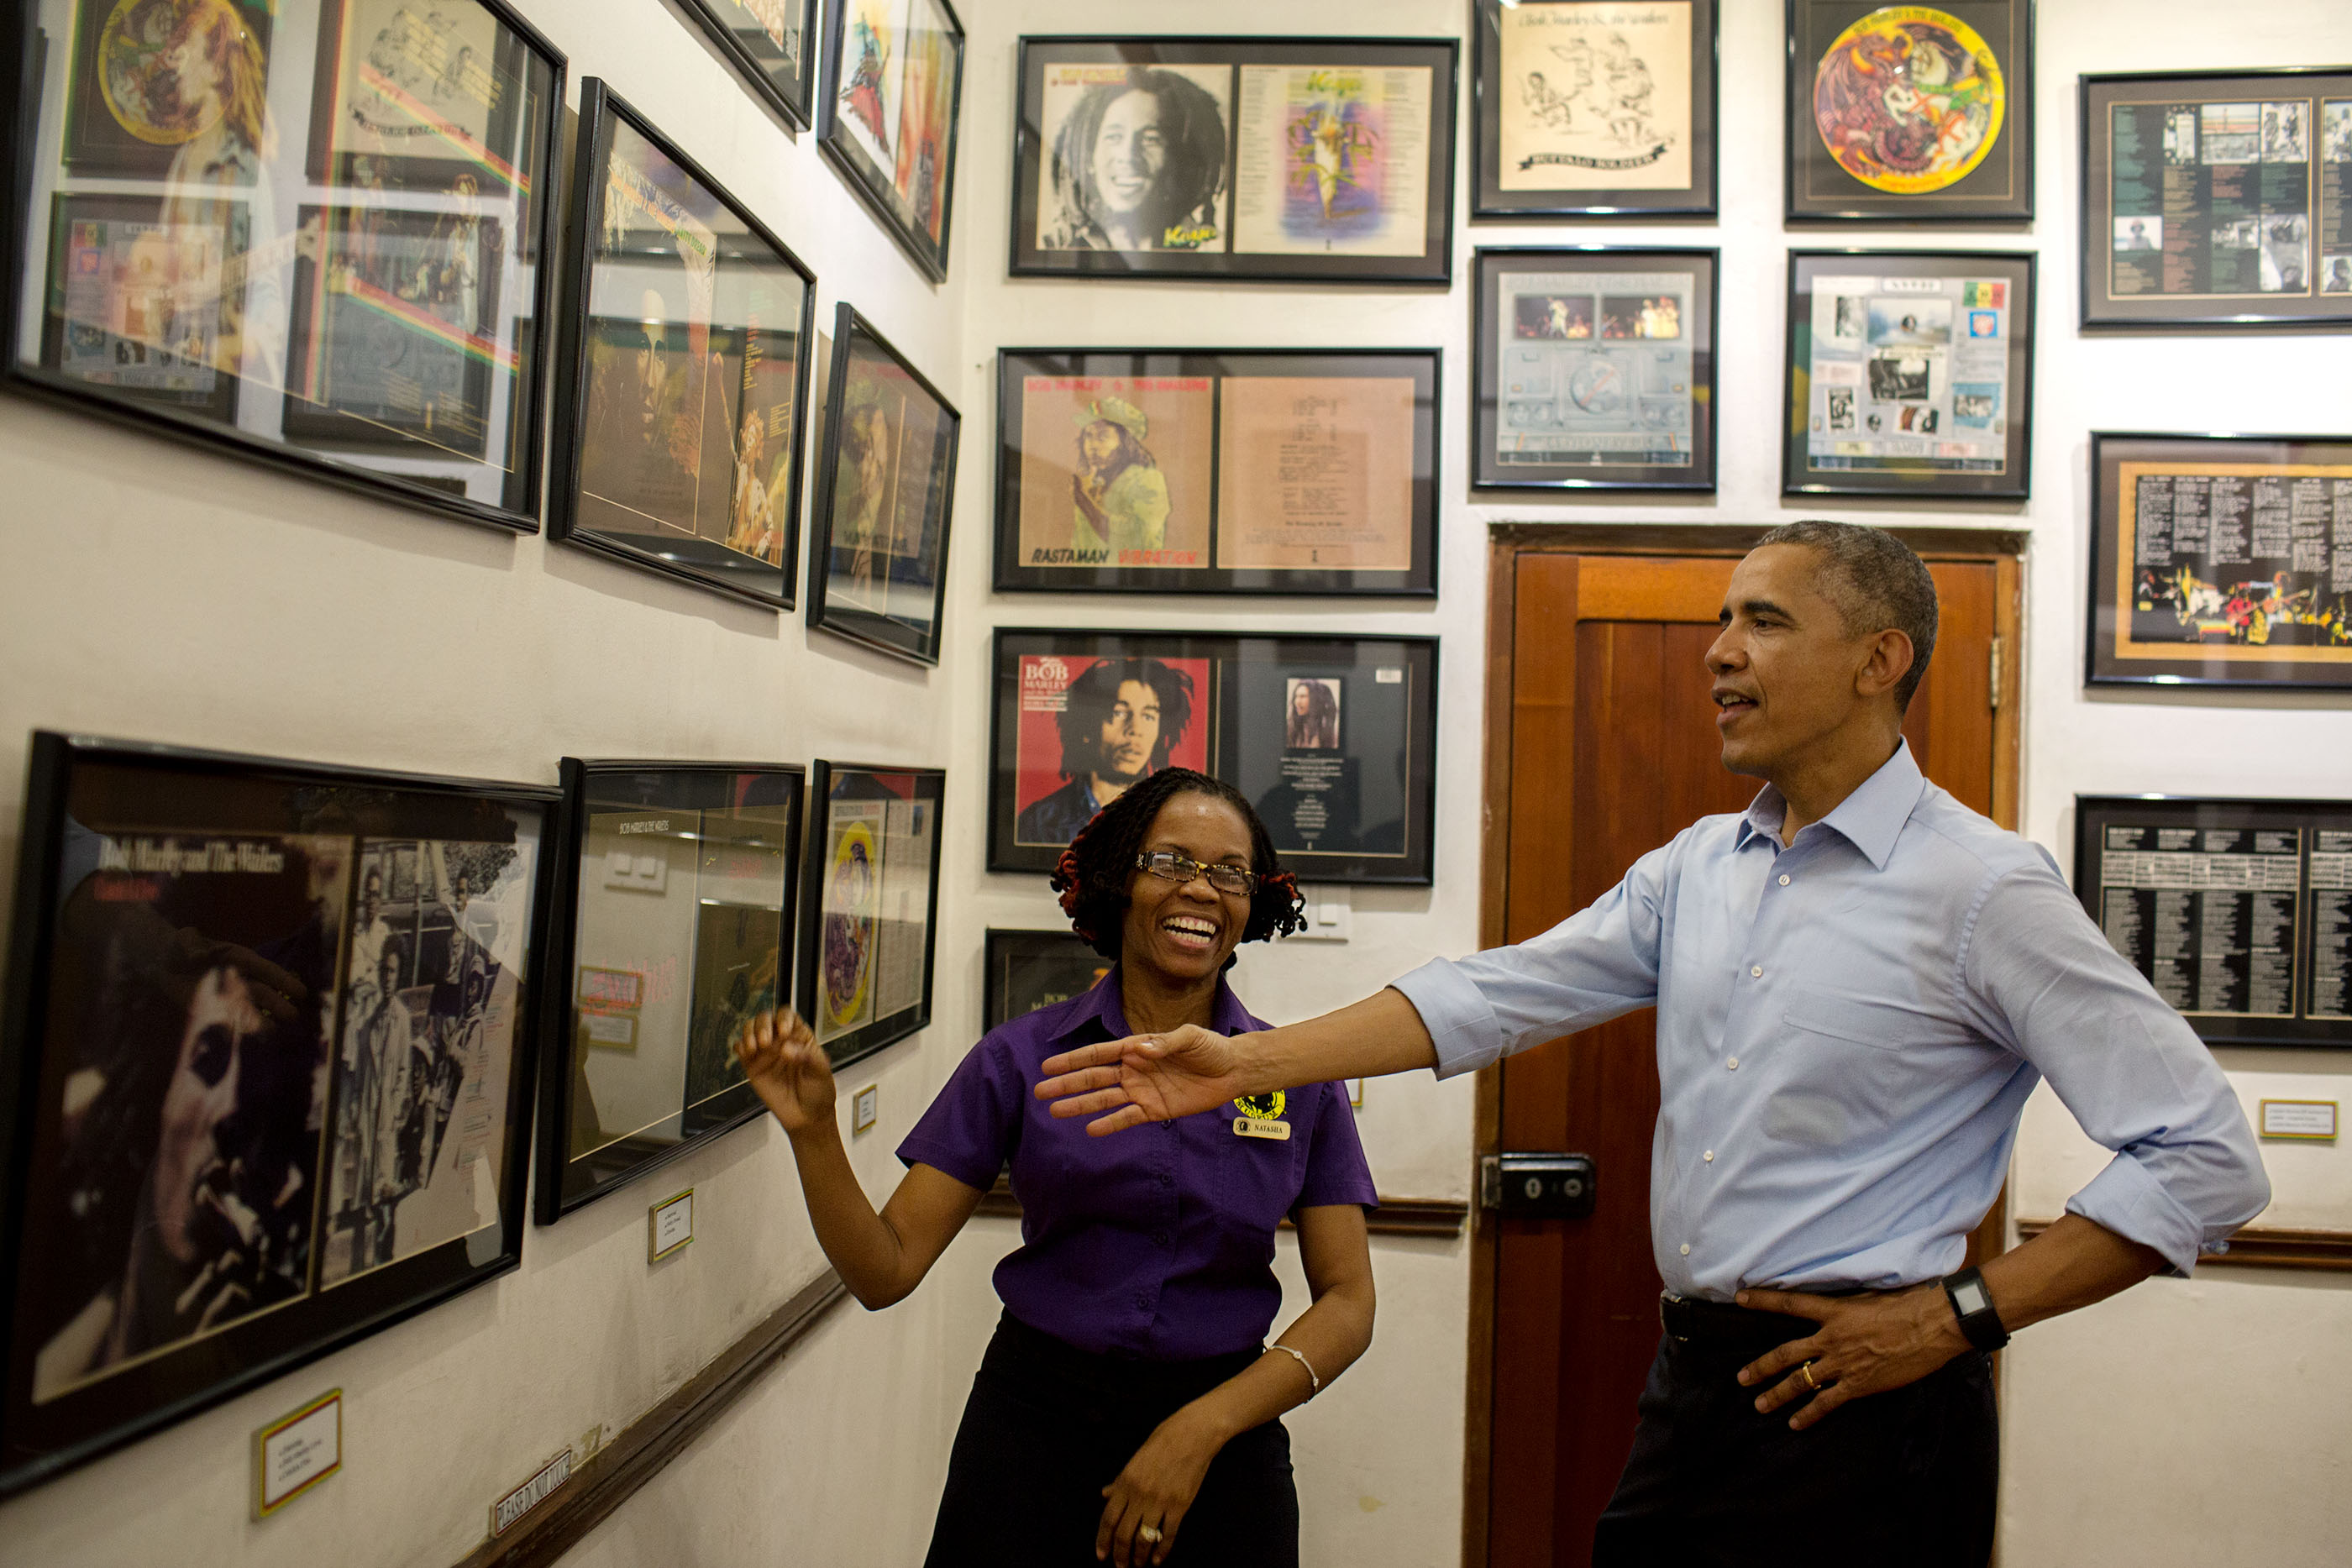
[821, 822, 878, 1030]
[97, 0, 250, 148]
[1812, 6, 2005, 194]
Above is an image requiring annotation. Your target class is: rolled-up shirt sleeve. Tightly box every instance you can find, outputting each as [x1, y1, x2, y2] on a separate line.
[1960, 863, 2271, 1275]
[1393, 840, 1670, 1079]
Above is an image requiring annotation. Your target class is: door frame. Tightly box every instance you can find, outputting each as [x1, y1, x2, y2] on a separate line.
[1461, 523, 2028, 1567]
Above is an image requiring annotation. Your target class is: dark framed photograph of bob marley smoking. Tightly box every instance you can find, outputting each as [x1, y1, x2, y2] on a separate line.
[795, 763, 946, 1071]
[1008, 35, 1459, 286]
[993, 347, 1439, 595]
[533, 760, 805, 1225]
[548, 78, 819, 611]
[0, 733, 555, 1497]
[987, 629, 1438, 886]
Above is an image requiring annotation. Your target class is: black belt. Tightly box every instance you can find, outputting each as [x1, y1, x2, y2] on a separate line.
[1658, 1289, 1862, 1350]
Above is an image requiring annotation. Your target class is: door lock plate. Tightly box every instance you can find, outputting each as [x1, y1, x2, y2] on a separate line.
[1480, 1153, 1597, 1219]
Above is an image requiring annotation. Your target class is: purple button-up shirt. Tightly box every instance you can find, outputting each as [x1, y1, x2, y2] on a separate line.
[899, 970, 1378, 1360]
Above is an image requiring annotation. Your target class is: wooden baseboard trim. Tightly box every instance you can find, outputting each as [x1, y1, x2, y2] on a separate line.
[974, 1176, 1467, 1238]
[455, 1268, 849, 1568]
[2014, 1218, 2352, 1271]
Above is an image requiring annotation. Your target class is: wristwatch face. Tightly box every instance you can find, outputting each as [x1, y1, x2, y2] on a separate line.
[1952, 1277, 1992, 1317]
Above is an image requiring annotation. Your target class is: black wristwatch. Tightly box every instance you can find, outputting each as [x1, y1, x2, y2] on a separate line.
[1941, 1266, 2009, 1352]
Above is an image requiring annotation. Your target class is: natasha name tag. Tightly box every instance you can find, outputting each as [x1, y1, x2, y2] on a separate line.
[1232, 1115, 1292, 1141]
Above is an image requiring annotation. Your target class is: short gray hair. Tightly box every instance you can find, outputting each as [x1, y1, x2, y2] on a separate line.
[1751, 521, 1938, 711]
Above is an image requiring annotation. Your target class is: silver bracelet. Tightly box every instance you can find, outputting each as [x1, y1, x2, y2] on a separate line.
[1264, 1342, 1320, 1398]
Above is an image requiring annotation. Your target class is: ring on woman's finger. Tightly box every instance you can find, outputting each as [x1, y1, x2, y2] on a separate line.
[1137, 1523, 1163, 1544]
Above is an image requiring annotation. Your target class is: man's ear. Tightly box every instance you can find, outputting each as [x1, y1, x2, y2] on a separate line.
[1855, 628, 1916, 705]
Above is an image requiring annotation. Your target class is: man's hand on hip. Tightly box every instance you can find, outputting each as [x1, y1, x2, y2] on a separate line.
[1732, 1285, 1971, 1430]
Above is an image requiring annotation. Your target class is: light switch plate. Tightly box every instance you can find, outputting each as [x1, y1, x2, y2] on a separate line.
[1285, 884, 1351, 941]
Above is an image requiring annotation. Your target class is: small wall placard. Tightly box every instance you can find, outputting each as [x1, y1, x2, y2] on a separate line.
[492, 1449, 574, 1538]
[2260, 1100, 2339, 1141]
[253, 1391, 341, 1519]
[650, 1191, 696, 1262]
[853, 1084, 879, 1135]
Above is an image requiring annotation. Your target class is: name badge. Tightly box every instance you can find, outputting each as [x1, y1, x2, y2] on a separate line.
[1232, 1115, 1292, 1141]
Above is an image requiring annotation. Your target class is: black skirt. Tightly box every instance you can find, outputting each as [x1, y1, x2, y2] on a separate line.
[924, 1311, 1299, 1568]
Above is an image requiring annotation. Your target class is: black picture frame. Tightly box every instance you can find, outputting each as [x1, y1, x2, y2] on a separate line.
[671, 0, 823, 131]
[1010, 35, 1460, 286]
[988, 628, 1439, 886]
[806, 302, 961, 664]
[533, 759, 805, 1225]
[2084, 432, 2352, 691]
[993, 346, 1440, 595]
[1473, 246, 1719, 491]
[548, 79, 820, 611]
[1, 0, 567, 535]
[1785, 0, 2034, 223]
[2079, 69, 2352, 331]
[796, 763, 946, 1070]
[1471, 0, 1718, 220]
[1781, 248, 2034, 501]
[2075, 794, 2352, 1050]
[983, 930, 1111, 1032]
[817, 0, 964, 284]
[0, 732, 558, 1497]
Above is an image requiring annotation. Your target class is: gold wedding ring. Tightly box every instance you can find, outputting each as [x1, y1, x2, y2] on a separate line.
[1137, 1524, 1164, 1544]
[1798, 1360, 1821, 1391]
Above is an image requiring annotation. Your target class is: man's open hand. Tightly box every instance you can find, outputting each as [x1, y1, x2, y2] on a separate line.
[1033, 1025, 1251, 1134]
[1733, 1285, 1971, 1430]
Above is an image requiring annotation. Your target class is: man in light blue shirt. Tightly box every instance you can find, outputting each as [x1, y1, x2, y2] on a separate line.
[1036, 522, 2269, 1565]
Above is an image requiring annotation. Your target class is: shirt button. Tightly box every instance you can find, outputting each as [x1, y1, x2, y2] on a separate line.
[1133, 1293, 1150, 1309]
[1778, 874, 1791, 886]
[1152, 1230, 1170, 1247]
[1727, 1057, 1739, 1070]
[1704, 1150, 1714, 1162]
[1750, 965, 1763, 978]
[1679, 1243, 1692, 1256]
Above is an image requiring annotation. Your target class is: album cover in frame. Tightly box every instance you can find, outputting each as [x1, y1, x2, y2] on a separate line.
[0, 733, 556, 1497]
[989, 629, 1438, 886]
[1782, 249, 2034, 500]
[796, 763, 945, 1069]
[807, 302, 961, 663]
[818, 0, 964, 283]
[994, 347, 1439, 595]
[1471, 0, 1718, 219]
[1786, 0, 2034, 223]
[983, 930, 1110, 1031]
[549, 79, 819, 611]
[2080, 69, 2352, 330]
[534, 760, 805, 1224]
[2075, 794, 2352, 1050]
[1010, 35, 1460, 286]
[674, 0, 822, 130]
[2085, 432, 2352, 691]
[1473, 247, 1718, 491]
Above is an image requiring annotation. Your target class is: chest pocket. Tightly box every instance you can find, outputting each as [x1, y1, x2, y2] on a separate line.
[1770, 990, 1947, 1146]
[1199, 1109, 1309, 1263]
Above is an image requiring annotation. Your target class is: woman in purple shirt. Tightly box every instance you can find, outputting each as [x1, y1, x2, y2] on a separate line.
[737, 768, 1378, 1567]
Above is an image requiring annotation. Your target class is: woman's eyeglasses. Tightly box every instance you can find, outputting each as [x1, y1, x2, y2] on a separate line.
[1134, 851, 1256, 896]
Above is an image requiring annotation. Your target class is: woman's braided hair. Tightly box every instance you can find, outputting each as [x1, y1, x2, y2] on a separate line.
[1048, 768, 1306, 967]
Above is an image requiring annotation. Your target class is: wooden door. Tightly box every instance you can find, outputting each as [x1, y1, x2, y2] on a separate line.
[1478, 551, 2009, 1568]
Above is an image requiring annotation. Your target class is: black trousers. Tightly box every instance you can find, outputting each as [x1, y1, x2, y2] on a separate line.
[1593, 1295, 1998, 1568]
[925, 1312, 1299, 1568]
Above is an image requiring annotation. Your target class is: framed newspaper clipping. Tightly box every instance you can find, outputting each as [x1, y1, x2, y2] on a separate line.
[818, 0, 964, 283]
[993, 347, 1439, 595]
[534, 760, 803, 1224]
[3, 0, 565, 532]
[1471, 0, 1718, 219]
[983, 930, 1111, 1031]
[989, 629, 1438, 887]
[2081, 69, 2352, 330]
[0, 733, 555, 1496]
[1782, 249, 2034, 500]
[673, 0, 822, 130]
[797, 763, 945, 1069]
[1786, 0, 2034, 223]
[2076, 794, 2352, 1050]
[1473, 247, 1718, 491]
[2086, 433, 2352, 691]
[1010, 35, 1459, 285]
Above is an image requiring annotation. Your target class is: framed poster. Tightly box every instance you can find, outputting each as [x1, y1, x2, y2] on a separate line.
[3, 0, 564, 532]
[988, 629, 1439, 886]
[534, 761, 803, 1223]
[983, 930, 1110, 1031]
[817, 0, 964, 283]
[1471, 0, 1717, 219]
[1473, 247, 1718, 491]
[807, 302, 960, 663]
[673, 0, 822, 130]
[1786, 1, 2033, 223]
[2085, 433, 2352, 691]
[796, 763, 945, 1069]
[1010, 36, 1459, 285]
[1782, 249, 2034, 500]
[549, 79, 818, 611]
[993, 347, 1439, 595]
[0, 733, 554, 1496]
[2076, 795, 2352, 1050]
[2081, 69, 2352, 330]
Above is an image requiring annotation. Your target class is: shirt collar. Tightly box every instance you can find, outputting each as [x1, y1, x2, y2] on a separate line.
[1733, 739, 1926, 871]
[1046, 966, 1253, 1043]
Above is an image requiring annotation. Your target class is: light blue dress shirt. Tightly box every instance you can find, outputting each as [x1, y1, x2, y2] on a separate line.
[1394, 742, 2269, 1301]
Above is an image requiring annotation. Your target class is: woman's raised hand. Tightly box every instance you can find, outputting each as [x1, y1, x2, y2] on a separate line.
[734, 1006, 835, 1134]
